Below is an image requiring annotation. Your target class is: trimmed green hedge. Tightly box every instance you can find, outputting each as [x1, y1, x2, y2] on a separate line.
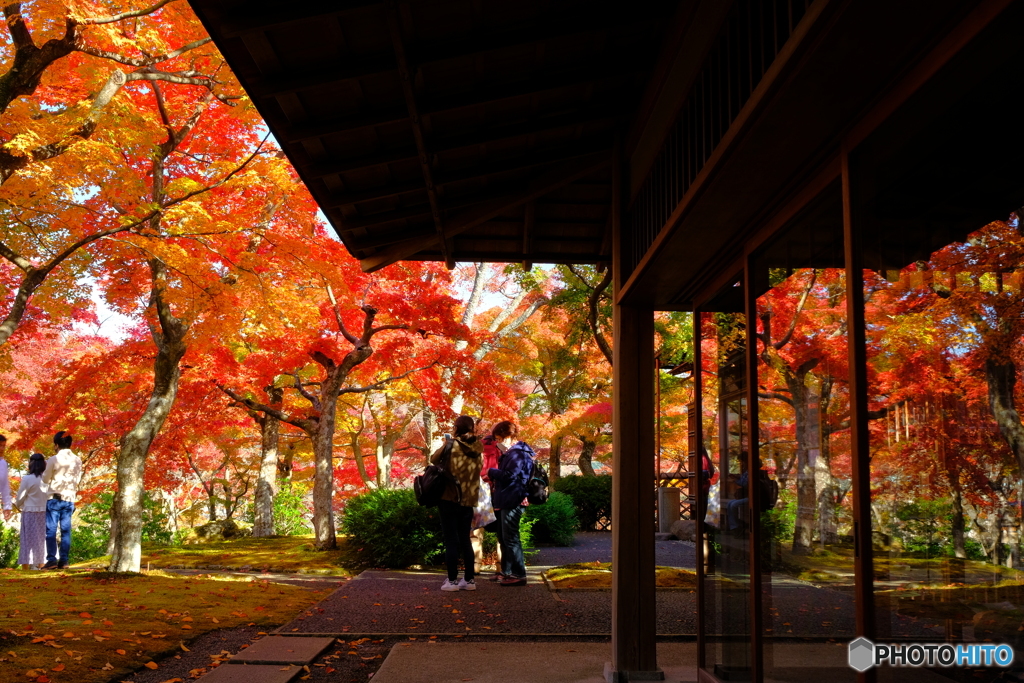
[554, 474, 612, 531]
[341, 489, 445, 568]
[524, 491, 578, 546]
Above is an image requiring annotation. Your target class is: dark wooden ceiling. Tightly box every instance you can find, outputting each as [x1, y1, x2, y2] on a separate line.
[189, 0, 676, 272]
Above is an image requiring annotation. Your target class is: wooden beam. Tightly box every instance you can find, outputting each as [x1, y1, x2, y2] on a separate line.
[359, 150, 610, 272]
[248, 54, 398, 99]
[410, 250, 605, 264]
[277, 108, 411, 144]
[245, 8, 660, 96]
[323, 135, 613, 213]
[218, 1, 382, 38]
[300, 110, 621, 181]
[522, 200, 535, 271]
[386, 0, 451, 268]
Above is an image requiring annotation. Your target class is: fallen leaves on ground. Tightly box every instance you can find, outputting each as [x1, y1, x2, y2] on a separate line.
[0, 570, 322, 683]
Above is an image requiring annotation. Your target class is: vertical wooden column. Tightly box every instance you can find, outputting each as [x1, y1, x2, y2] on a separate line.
[607, 143, 662, 683]
[842, 145, 877, 683]
[744, 257, 764, 683]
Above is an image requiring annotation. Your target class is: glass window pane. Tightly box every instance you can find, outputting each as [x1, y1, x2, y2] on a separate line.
[865, 217, 1024, 681]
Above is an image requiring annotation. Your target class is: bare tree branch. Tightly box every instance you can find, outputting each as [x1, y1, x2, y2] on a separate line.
[340, 361, 439, 395]
[76, 37, 212, 67]
[326, 284, 360, 345]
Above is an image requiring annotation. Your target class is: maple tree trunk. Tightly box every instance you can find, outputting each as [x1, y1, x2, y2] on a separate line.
[110, 260, 188, 572]
[549, 433, 564, 482]
[985, 358, 1024, 474]
[791, 381, 816, 555]
[578, 435, 597, 477]
[943, 455, 967, 559]
[376, 436, 395, 489]
[421, 402, 438, 462]
[310, 368, 342, 551]
[253, 388, 283, 538]
[310, 416, 337, 549]
[350, 432, 376, 489]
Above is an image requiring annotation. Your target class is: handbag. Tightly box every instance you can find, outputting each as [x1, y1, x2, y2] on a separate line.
[414, 438, 455, 506]
[472, 475, 496, 529]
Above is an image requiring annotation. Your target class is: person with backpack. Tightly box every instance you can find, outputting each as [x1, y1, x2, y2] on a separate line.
[430, 415, 483, 591]
[473, 420, 514, 580]
[487, 424, 534, 587]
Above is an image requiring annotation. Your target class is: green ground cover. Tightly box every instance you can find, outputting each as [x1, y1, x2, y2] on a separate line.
[544, 562, 698, 589]
[774, 545, 1024, 587]
[71, 536, 355, 575]
[0, 570, 325, 683]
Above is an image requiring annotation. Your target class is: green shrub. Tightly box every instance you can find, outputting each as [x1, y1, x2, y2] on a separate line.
[524, 492, 577, 546]
[554, 474, 612, 531]
[0, 525, 18, 567]
[273, 481, 313, 536]
[341, 489, 444, 568]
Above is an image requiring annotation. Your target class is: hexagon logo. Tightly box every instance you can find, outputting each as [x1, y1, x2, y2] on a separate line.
[848, 637, 875, 672]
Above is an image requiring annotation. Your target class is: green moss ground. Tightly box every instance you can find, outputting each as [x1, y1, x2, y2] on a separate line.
[71, 536, 357, 575]
[0, 570, 326, 683]
[544, 562, 699, 589]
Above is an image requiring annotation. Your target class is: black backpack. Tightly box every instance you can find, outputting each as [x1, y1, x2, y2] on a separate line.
[414, 439, 457, 506]
[526, 459, 549, 505]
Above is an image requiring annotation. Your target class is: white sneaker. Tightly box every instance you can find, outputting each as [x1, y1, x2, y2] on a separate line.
[441, 578, 460, 591]
[459, 579, 476, 591]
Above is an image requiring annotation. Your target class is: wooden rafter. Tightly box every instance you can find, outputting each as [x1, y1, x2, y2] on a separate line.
[359, 150, 611, 272]
[385, 0, 451, 268]
[218, 0, 381, 38]
[327, 136, 615, 211]
[304, 110, 619, 181]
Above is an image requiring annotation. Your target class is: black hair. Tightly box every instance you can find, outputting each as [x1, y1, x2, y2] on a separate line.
[54, 431, 73, 449]
[491, 421, 518, 440]
[453, 415, 476, 438]
[27, 453, 45, 477]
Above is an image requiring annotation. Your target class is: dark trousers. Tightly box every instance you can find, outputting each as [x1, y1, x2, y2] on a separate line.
[45, 499, 74, 565]
[496, 505, 526, 578]
[438, 499, 474, 581]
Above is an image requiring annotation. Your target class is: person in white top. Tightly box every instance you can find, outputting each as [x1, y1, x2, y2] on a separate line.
[0, 435, 11, 521]
[15, 453, 49, 569]
[42, 431, 83, 570]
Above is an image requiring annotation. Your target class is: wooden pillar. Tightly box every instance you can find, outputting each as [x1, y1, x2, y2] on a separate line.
[607, 142, 662, 682]
[843, 144, 877, 683]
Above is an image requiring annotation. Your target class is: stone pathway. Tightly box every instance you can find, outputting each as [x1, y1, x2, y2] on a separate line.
[124, 533, 874, 683]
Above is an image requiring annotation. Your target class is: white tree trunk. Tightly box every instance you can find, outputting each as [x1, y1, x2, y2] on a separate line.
[253, 387, 282, 537]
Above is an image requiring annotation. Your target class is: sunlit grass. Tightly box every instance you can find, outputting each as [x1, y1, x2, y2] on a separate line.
[544, 562, 699, 589]
[0, 569, 326, 683]
[71, 536, 356, 575]
[776, 546, 1024, 587]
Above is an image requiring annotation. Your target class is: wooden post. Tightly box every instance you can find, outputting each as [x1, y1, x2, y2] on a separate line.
[608, 141, 662, 682]
[843, 144, 877, 683]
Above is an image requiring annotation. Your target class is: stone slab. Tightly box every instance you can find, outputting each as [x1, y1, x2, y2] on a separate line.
[197, 663, 300, 683]
[370, 641, 698, 683]
[229, 636, 335, 664]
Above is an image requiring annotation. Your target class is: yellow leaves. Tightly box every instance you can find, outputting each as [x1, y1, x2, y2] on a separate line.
[144, 661, 159, 669]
